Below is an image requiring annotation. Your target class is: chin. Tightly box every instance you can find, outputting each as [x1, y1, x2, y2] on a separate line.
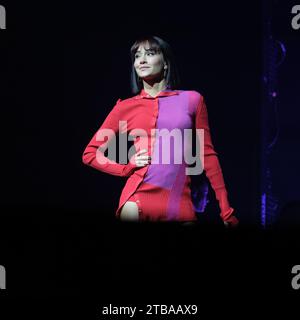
[139, 72, 152, 78]
[141, 74, 160, 81]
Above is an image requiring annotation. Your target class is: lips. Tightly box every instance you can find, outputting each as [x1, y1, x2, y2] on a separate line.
[140, 66, 150, 70]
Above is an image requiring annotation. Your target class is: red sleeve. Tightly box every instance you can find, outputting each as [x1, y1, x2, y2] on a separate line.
[195, 94, 238, 226]
[82, 98, 136, 177]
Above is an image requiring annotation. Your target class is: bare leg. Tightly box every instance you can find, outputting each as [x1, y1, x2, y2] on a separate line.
[120, 201, 139, 221]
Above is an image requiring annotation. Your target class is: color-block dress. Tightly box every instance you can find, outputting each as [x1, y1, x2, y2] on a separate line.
[82, 89, 237, 225]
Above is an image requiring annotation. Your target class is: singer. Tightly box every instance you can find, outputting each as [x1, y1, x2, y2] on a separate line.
[82, 35, 238, 227]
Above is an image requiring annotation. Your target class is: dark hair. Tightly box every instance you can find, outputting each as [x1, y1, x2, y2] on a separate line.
[130, 35, 180, 94]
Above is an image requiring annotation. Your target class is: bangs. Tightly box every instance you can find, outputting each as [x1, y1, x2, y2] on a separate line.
[130, 37, 161, 55]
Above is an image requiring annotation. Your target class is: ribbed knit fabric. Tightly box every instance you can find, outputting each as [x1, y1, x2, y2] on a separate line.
[82, 89, 238, 225]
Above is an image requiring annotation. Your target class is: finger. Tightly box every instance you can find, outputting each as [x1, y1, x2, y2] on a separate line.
[136, 149, 147, 155]
[138, 155, 151, 160]
[135, 155, 148, 162]
[135, 160, 143, 167]
[136, 149, 148, 156]
[139, 159, 150, 165]
[137, 159, 149, 166]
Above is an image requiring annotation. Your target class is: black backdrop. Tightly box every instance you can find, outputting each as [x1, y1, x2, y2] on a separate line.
[0, 0, 299, 317]
[4, 1, 261, 221]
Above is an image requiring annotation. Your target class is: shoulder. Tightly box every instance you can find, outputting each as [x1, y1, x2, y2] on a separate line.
[108, 97, 131, 114]
[177, 89, 203, 95]
[178, 89, 204, 100]
[113, 95, 137, 107]
[178, 90, 205, 113]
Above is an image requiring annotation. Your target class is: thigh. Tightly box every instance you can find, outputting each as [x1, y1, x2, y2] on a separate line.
[120, 201, 139, 221]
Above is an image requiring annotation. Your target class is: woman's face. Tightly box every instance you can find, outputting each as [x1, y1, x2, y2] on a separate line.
[134, 41, 166, 82]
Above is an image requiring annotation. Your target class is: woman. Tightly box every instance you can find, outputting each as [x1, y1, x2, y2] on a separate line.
[82, 35, 238, 227]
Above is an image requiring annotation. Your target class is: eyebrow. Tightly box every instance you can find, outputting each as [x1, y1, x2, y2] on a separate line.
[136, 48, 156, 53]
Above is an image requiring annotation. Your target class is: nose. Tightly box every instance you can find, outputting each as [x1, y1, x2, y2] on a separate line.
[139, 53, 148, 64]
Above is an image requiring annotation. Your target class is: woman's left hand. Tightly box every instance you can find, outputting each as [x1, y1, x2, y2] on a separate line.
[223, 216, 239, 228]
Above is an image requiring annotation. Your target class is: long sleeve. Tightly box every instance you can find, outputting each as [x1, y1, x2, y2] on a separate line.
[82, 98, 136, 177]
[195, 95, 238, 226]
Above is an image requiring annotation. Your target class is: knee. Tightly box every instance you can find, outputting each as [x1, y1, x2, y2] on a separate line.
[120, 202, 139, 221]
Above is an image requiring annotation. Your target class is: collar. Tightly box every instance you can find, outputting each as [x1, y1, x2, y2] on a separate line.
[134, 88, 180, 99]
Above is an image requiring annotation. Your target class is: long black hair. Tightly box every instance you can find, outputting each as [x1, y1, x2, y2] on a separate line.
[130, 35, 180, 95]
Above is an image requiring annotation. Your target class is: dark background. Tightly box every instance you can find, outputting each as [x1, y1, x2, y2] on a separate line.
[3, 1, 261, 222]
[0, 0, 299, 317]
[268, 1, 300, 218]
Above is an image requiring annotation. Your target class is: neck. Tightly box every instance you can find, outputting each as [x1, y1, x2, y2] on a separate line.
[142, 78, 168, 97]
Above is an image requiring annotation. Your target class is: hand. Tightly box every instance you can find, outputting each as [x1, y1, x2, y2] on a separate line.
[134, 149, 151, 167]
[223, 216, 239, 228]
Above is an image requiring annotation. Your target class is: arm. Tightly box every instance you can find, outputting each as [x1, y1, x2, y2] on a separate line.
[82, 98, 136, 177]
[195, 95, 238, 226]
